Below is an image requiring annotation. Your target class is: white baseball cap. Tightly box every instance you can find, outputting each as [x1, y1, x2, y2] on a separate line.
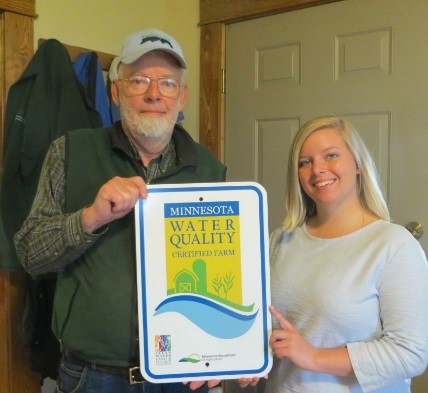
[109, 28, 187, 81]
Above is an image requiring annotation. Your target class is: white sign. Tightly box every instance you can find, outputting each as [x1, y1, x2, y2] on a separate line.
[134, 182, 272, 383]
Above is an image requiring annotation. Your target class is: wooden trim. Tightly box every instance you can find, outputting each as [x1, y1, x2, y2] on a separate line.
[0, 0, 36, 17]
[199, 0, 343, 161]
[200, 0, 342, 25]
[38, 38, 116, 71]
[0, 8, 40, 393]
[199, 23, 225, 160]
[0, 11, 34, 170]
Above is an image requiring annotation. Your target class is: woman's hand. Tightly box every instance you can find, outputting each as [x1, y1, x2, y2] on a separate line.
[187, 380, 221, 390]
[188, 376, 264, 390]
[269, 305, 354, 376]
[269, 305, 317, 371]
[237, 376, 264, 388]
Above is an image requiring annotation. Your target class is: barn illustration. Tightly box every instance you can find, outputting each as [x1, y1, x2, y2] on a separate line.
[171, 259, 208, 296]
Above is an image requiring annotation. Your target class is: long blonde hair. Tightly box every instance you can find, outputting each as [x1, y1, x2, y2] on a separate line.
[282, 116, 390, 232]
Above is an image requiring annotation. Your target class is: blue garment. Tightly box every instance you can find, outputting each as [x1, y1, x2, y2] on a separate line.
[56, 356, 209, 393]
[73, 52, 112, 127]
[110, 97, 121, 123]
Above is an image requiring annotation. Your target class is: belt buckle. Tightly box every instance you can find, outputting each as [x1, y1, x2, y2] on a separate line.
[129, 366, 145, 385]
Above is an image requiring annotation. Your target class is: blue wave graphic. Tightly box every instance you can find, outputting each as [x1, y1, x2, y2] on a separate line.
[154, 294, 258, 339]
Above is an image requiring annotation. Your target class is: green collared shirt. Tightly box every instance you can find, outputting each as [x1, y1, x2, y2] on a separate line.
[125, 132, 176, 184]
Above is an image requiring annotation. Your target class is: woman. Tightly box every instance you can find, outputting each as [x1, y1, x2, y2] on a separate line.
[266, 116, 428, 392]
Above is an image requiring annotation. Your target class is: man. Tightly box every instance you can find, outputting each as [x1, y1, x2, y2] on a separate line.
[15, 28, 225, 393]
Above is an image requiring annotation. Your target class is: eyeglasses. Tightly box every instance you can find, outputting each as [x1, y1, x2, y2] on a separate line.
[118, 75, 182, 98]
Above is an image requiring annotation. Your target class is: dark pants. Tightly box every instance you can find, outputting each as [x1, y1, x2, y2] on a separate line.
[55, 356, 209, 393]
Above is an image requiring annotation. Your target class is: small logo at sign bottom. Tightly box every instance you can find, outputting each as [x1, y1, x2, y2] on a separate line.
[155, 334, 171, 365]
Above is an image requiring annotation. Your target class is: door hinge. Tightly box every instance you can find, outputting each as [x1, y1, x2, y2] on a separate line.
[221, 69, 226, 94]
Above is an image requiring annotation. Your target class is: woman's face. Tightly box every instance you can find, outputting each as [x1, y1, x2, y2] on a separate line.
[297, 127, 360, 210]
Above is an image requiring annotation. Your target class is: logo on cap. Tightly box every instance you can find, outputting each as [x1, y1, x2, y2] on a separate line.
[141, 36, 173, 49]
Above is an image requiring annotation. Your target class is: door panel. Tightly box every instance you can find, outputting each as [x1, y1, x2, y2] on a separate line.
[225, 0, 427, 391]
[225, 0, 428, 248]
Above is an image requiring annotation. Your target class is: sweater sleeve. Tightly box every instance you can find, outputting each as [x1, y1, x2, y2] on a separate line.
[347, 239, 428, 392]
[14, 136, 104, 276]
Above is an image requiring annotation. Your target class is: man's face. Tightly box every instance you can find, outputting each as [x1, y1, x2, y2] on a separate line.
[111, 51, 187, 143]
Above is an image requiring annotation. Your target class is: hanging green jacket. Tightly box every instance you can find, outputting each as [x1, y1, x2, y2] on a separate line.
[0, 39, 101, 269]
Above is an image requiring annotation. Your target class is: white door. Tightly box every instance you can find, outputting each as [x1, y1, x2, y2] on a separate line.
[225, 0, 428, 391]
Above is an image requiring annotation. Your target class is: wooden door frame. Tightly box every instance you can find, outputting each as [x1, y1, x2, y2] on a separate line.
[0, 1, 39, 393]
[199, 0, 343, 161]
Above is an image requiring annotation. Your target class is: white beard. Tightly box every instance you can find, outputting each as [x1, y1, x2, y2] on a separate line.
[120, 98, 179, 142]
[130, 115, 174, 140]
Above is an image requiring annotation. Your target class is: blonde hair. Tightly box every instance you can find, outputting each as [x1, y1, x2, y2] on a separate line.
[282, 116, 390, 232]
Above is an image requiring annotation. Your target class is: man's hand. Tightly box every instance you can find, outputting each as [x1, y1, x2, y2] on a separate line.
[82, 176, 148, 233]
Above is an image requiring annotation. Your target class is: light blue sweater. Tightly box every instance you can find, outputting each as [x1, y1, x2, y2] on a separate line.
[267, 220, 428, 393]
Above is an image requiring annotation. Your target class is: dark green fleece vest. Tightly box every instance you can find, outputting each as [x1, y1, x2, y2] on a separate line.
[53, 126, 225, 366]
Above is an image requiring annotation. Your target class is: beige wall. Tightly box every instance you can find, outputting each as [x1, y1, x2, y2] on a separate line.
[34, 0, 200, 140]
